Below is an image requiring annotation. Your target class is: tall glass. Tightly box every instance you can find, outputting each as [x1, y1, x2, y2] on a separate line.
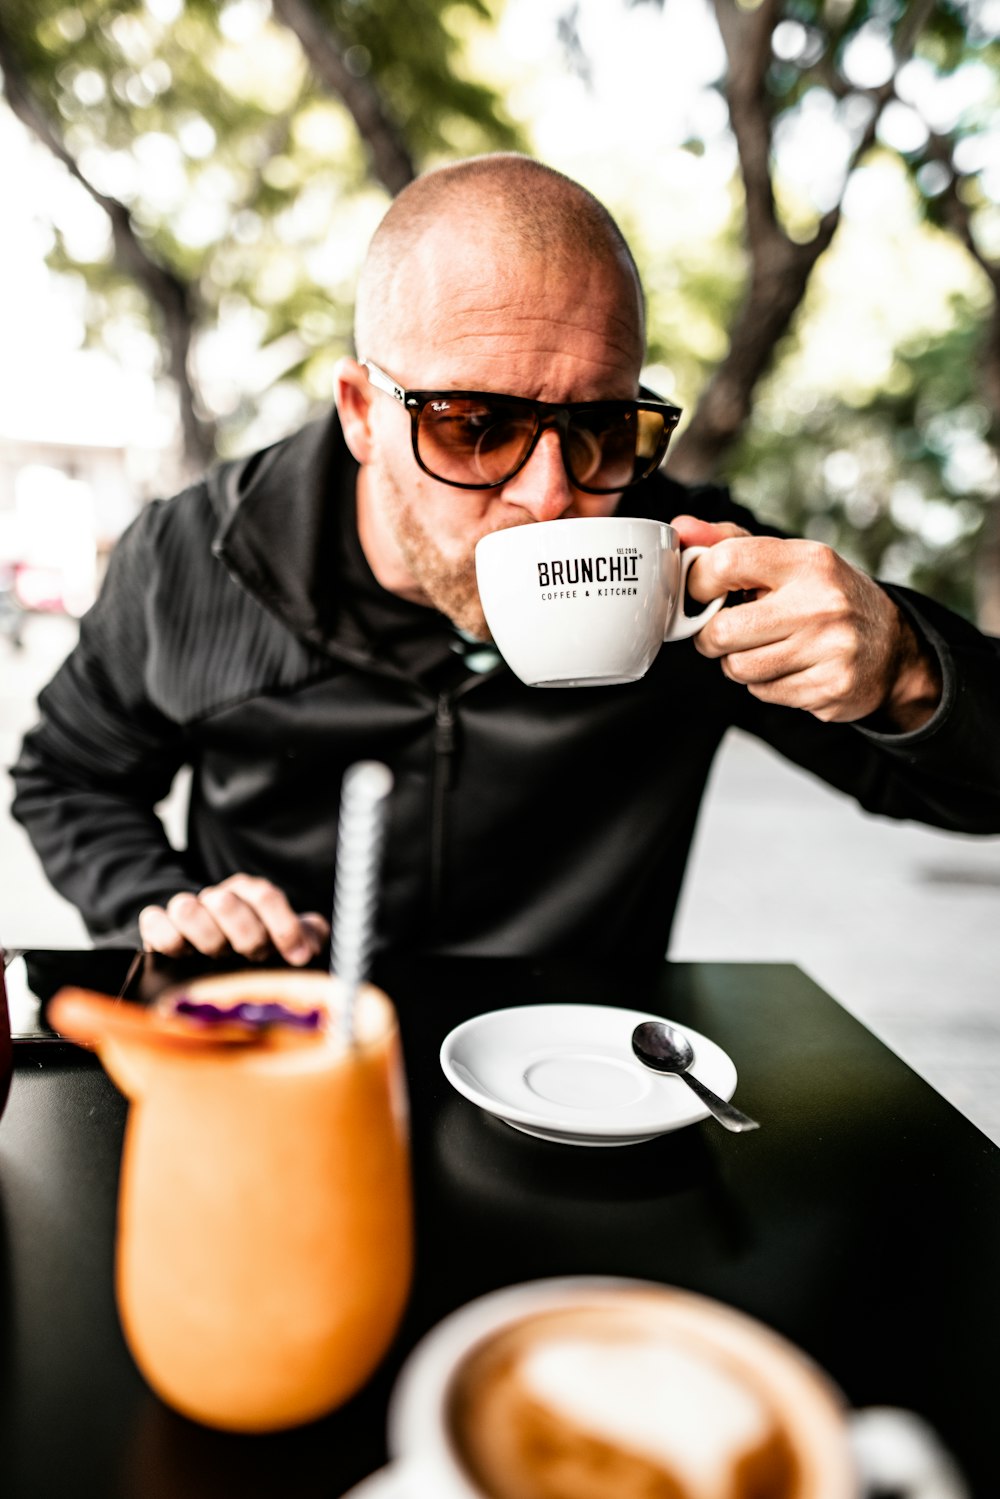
[55, 969, 411, 1432]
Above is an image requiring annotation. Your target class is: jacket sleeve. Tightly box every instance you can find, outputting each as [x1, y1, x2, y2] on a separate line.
[727, 578, 1000, 833]
[848, 582, 1000, 828]
[9, 501, 202, 942]
[675, 478, 1000, 831]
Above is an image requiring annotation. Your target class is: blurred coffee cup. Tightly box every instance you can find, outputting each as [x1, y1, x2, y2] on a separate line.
[383, 1278, 859, 1499]
[474, 517, 725, 688]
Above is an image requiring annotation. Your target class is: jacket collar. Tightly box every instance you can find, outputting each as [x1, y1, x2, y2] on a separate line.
[208, 407, 350, 641]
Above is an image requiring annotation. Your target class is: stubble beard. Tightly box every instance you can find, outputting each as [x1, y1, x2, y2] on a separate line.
[374, 462, 496, 639]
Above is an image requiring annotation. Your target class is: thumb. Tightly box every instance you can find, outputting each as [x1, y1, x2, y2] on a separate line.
[670, 514, 750, 549]
[299, 912, 332, 953]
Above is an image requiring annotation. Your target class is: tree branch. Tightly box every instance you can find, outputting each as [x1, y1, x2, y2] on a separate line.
[271, 0, 415, 195]
[0, 15, 215, 471]
[711, 0, 784, 259]
[672, 0, 937, 480]
[924, 133, 1000, 296]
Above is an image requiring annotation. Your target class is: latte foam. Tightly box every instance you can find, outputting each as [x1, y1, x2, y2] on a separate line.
[447, 1301, 815, 1499]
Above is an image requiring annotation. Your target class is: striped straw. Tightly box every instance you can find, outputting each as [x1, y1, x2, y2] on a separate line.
[330, 761, 394, 1045]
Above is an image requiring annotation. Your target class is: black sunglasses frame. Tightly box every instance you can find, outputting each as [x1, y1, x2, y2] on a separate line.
[362, 360, 682, 494]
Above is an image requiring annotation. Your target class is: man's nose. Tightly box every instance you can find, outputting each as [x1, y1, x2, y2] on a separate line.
[500, 429, 576, 521]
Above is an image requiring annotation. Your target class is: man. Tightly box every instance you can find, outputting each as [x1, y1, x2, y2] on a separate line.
[11, 155, 1000, 974]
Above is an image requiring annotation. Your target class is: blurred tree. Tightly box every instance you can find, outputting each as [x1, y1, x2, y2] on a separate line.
[733, 299, 991, 618]
[3, 0, 998, 623]
[0, 0, 523, 473]
[614, 0, 999, 623]
[617, 0, 934, 477]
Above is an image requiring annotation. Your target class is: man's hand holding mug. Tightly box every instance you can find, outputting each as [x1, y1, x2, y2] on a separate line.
[674, 515, 943, 732]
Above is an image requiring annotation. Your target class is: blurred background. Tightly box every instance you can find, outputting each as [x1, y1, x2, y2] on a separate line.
[1, 0, 999, 1135]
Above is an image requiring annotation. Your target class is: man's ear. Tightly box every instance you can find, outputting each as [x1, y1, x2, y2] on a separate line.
[334, 357, 375, 465]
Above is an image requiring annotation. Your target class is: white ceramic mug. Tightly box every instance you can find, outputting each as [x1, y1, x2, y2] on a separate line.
[474, 516, 726, 688]
[374, 1278, 860, 1499]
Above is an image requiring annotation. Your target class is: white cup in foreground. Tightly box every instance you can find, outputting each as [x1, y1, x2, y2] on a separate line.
[474, 517, 726, 688]
[385, 1278, 860, 1499]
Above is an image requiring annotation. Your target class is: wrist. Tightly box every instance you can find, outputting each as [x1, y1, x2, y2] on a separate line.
[871, 610, 943, 733]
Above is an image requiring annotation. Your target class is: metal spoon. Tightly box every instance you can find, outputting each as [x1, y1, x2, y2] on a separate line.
[631, 1020, 760, 1133]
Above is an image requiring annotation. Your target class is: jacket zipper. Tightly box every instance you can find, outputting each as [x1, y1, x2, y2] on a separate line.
[429, 667, 500, 916]
[430, 693, 457, 915]
[281, 641, 495, 923]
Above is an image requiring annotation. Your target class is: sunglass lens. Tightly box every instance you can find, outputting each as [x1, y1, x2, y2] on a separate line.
[636, 408, 669, 462]
[417, 399, 536, 485]
[566, 409, 657, 490]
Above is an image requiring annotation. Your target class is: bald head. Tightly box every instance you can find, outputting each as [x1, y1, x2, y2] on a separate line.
[353, 153, 645, 370]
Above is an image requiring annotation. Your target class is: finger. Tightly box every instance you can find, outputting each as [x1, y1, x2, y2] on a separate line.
[688, 535, 823, 602]
[670, 514, 750, 549]
[714, 605, 865, 679]
[139, 904, 193, 958]
[299, 912, 332, 951]
[715, 612, 850, 686]
[719, 642, 803, 687]
[197, 885, 272, 960]
[218, 875, 322, 965]
[741, 668, 844, 721]
[694, 598, 793, 659]
[162, 891, 230, 956]
[734, 661, 874, 723]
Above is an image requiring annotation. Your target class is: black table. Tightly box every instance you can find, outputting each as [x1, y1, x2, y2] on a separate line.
[2, 954, 998, 1498]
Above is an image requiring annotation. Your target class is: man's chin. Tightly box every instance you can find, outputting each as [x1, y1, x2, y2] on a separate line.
[446, 600, 493, 641]
[412, 564, 491, 639]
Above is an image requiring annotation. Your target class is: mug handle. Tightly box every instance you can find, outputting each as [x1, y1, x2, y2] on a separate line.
[848, 1406, 970, 1498]
[663, 545, 727, 643]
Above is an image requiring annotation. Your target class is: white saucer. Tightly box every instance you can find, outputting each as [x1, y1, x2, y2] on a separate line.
[439, 1004, 738, 1146]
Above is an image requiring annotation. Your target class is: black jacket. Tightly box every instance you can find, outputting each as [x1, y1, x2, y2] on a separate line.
[11, 410, 1000, 972]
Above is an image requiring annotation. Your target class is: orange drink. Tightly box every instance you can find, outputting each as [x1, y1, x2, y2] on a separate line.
[51, 969, 412, 1432]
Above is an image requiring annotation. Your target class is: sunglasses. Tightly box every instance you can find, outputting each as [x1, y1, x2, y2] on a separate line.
[362, 360, 681, 494]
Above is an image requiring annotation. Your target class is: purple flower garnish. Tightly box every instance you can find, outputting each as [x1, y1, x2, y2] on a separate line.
[172, 998, 323, 1030]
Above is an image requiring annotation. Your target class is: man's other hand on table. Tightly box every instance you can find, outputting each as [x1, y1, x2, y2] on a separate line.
[139, 874, 330, 964]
